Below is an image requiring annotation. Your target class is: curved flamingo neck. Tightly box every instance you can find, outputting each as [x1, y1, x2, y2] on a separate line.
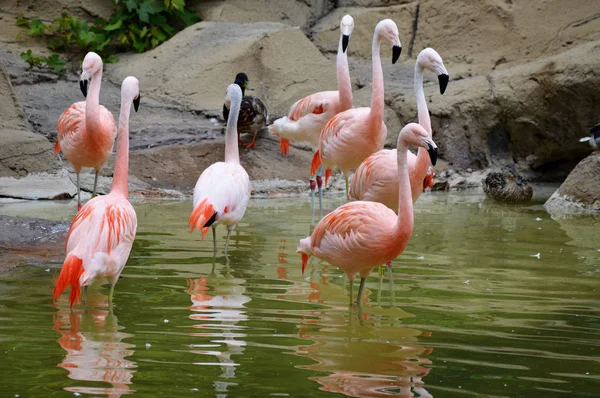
[336, 34, 352, 112]
[85, 69, 102, 141]
[369, 33, 384, 129]
[225, 98, 241, 164]
[110, 100, 131, 197]
[414, 64, 432, 179]
[395, 140, 414, 242]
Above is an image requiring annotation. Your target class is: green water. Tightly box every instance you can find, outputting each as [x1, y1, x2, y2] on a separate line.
[0, 192, 599, 397]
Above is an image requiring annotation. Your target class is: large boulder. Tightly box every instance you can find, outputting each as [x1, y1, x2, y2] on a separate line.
[107, 21, 338, 117]
[0, 129, 61, 177]
[0, 64, 27, 130]
[191, 0, 334, 30]
[310, 4, 417, 59]
[388, 40, 600, 178]
[544, 152, 600, 213]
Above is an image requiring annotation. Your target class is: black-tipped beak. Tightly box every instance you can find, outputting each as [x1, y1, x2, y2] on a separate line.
[392, 45, 402, 64]
[427, 143, 438, 166]
[133, 96, 140, 112]
[438, 74, 449, 95]
[342, 34, 349, 53]
[80, 80, 88, 98]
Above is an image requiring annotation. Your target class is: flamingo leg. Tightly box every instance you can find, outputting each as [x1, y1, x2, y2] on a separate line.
[92, 169, 99, 198]
[316, 165, 324, 216]
[349, 278, 354, 305]
[224, 226, 233, 255]
[83, 285, 88, 305]
[76, 172, 82, 210]
[108, 283, 115, 307]
[356, 277, 366, 305]
[310, 178, 316, 218]
[388, 266, 394, 307]
[345, 175, 349, 201]
[212, 226, 217, 254]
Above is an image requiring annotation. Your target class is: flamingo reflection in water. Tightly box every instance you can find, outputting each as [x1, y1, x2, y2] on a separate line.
[297, 276, 433, 398]
[187, 258, 250, 393]
[53, 301, 136, 397]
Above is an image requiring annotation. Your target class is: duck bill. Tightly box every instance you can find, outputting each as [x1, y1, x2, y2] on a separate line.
[133, 96, 140, 112]
[342, 34, 349, 53]
[80, 80, 88, 98]
[392, 45, 402, 64]
[427, 144, 438, 166]
[438, 74, 449, 95]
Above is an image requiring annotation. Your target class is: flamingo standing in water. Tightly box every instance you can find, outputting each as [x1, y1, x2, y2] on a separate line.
[269, 14, 355, 214]
[189, 84, 251, 255]
[56, 52, 117, 210]
[298, 123, 437, 305]
[349, 48, 449, 208]
[53, 76, 140, 307]
[310, 19, 402, 197]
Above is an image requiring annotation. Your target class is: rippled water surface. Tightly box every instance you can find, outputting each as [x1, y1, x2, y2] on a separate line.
[1, 192, 599, 397]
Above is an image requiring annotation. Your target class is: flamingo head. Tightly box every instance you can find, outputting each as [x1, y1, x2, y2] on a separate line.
[340, 14, 354, 53]
[225, 83, 243, 111]
[376, 19, 402, 64]
[417, 48, 449, 95]
[79, 52, 103, 97]
[234, 72, 251, 96]
[399, 123, 438, 166]
[122, 76, 141, 113]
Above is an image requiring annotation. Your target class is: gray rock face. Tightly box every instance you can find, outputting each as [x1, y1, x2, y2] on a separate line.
[0, 63, 27, 131]
[0, 170, 77, 200]
[106, 21, 337, 117]
[0, 129, 61, 177]
[545, 152, 600, 213]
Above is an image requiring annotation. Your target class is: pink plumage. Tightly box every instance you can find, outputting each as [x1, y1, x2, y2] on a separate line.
[53, 76, 140, 307]
[298, 123, 437, 305]
[349, 48, 449, 208]
[311, 19, 402, 195]
[56, 52, 116, 210]
[189, 84, 251, 254]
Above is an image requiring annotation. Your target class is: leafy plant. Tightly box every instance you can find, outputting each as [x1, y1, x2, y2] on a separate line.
[16, 0, 199, 75]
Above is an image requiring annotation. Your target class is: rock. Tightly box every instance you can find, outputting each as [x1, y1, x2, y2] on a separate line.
[311, 4, 417, 58]
[544, 152, 600, 213]
[69, 171, 151, 195]
[389, 40, 600, 178]
[0, 63, 27, 131]
[128, 135, 314, 190]
[0, 169, 76, 200]
[106, 21, 337, 117]
[414, 0, 600, 76]
[0, 129, 61, 177]
[192, 0, 334, 30]
[2, 0, 114, 23]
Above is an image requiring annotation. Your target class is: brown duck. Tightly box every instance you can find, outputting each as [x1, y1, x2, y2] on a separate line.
[483, 164, 533, 204]
[222, 73, 268, 148]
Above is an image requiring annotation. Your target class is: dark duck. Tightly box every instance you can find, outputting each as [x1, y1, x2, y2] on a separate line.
[223, 73, 268, 148]
[483, 164, 533, 204]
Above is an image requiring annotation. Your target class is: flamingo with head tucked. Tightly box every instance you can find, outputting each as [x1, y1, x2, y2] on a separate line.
[298, 123, 437, 305]
[349, 48, 449, 209]
[53, 76, 140, 307]
[189, 84, 251, 255]
[56, 52, 117, 210]
[310, 19, 402, 198]
[269, 14, 355, 214]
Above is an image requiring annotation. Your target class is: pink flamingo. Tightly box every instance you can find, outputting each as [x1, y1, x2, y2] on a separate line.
[188, 84, 251, 255]
[349, 48, 449, 209]
[269, 14, 354, 213]
[56, 52, 117, 210]
[298, 123, 437, 305]
[310, 19, 402, 197]
[53, 76, 140, 307]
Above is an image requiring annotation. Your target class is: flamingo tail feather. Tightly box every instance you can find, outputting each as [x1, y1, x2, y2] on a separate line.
[310, 150, 321, 176]
[188, 199, 218, 238]
[53, 254, 84, 307]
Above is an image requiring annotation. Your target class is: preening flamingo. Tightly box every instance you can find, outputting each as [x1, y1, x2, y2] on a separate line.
[349, 48, 448, 209]
[223, 73, 268, 149]
[53, 76, 140, 307]
[298, 123, 437, 305]
[310, 19, 402, 197]
[189, 84, 251, 255]
[269, 14, 355, 213]
[56, 52, 117, 210]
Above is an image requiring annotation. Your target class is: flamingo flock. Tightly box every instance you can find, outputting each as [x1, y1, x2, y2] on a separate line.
[53, 15, 449, 308]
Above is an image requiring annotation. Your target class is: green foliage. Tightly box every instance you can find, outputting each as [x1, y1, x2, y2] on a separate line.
[16, 0, 200, 75]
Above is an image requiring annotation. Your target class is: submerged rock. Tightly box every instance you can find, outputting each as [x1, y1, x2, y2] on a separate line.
[545, 152, 600, 213]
